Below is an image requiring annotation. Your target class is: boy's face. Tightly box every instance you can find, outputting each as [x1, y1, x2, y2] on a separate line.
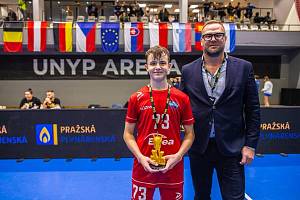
[145, 53, 171, 82]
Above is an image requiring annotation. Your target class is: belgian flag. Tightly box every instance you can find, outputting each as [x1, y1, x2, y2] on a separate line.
[53, 22, 73, 52]
[3, 22, 23, 52]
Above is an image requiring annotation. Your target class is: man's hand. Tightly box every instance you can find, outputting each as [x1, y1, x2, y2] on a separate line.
[240, 146, 255, 165]
[160, 153, 182, 174]
[137, 155, 160, 173]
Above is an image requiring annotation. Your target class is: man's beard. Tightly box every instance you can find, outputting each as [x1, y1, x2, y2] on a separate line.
[204, 46, 225, 57]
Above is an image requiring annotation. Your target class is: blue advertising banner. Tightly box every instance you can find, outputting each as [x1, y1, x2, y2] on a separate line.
[0, 107, 299, 159]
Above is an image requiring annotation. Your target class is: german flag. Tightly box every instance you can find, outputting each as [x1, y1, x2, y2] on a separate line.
[3, 22, 23, 52]
[53, 22, 73, 52]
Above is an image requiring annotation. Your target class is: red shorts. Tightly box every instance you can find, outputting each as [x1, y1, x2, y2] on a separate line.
[131, 181, 183, 200]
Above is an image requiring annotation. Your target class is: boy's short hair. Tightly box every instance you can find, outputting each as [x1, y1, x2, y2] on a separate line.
[25, 88, 33, 94]
[145, 45, 170, 62]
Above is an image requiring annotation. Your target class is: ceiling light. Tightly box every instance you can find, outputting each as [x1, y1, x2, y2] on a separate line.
[139, 4, 146, 8]
[190, 5, 198, 9]
[174, 9, 180, 13]
[164, 4, 172, 9]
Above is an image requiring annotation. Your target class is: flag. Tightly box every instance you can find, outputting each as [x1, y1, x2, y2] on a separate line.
[3, 22, 23, 52]
[53, 22, 73, 52]
[194, 22, 204, 51]
[76, 22, 96, 52]
[223, 23, 236, 53]
[124, 22, 144, 52]
[101, 22, 119, 52]
[172, 23, 192, 52]
[149, 22, 168, 48]
[27, 21, 47, 52]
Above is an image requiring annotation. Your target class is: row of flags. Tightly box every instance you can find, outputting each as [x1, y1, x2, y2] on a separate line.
[2, 21, 236, 53]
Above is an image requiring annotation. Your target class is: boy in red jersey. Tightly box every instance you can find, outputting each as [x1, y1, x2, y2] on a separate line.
[123, 46, 195, 200]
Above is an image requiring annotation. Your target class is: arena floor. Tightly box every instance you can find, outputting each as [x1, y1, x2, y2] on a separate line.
[0, 154, 299, 200]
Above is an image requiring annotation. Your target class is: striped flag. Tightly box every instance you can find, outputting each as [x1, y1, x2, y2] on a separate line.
[172, 23, 192, 52]
[53, 22, 73, 52]
[223, 23, 236, 53]
[194, 22, 204, 51]
[76, 22, 96, 52]
[27, 21, 47, 52]
[124, 22, 144, 52]
[3, 22, 23, 52]
[149, 22, 168, 48]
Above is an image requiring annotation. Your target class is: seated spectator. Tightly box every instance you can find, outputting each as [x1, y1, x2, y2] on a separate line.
[264, 12, 277, 24]
[114, 1, 122, 18]
[7, 8, 17, 21]
[253, 12, 264, 24]
[159, 8, 169, 22]
[87, 1, 98, 18]
[217, 3, 226, 21]
[41, 90, 61, 109]
[235, 2, 242, 20]
[227, 2, 234, 21]
[19, 88, 41, 109]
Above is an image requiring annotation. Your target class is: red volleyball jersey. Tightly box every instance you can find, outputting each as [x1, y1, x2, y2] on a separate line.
[126, 85, 194, 188]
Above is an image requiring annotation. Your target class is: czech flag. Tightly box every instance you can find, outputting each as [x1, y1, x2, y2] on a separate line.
[172, 23, 192, 52]
[27, 21, 47, 52]
[223, 23, 236, 53]
[124, 22, 144, 52]
[149, 22, 168, 48]
[76, 22, 96, 52]
[194, 22, 204, 51]
[53, 22, 73, 52]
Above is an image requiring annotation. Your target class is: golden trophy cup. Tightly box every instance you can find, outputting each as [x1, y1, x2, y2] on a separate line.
[150, 134, 166, 170]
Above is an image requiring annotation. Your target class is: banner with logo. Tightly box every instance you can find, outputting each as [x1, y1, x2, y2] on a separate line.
[0, 109, 130, 158]
[256, 108, 300, 153]
[0, 108, 300, 159]
[0, 54, 281, 80]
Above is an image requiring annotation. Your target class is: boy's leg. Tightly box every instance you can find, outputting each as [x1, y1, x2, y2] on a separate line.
[159, 184, 183, 200]
[132, 181, 155, 200]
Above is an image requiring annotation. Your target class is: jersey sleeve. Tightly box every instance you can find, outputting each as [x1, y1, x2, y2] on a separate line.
[125, 94, 138, 123]
[181, 95, 194, 125]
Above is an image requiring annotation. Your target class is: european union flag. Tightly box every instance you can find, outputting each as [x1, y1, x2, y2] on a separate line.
[101, 22, 119, 52]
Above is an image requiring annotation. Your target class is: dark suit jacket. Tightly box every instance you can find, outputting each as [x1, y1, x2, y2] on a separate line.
[181, 56, 260, 156]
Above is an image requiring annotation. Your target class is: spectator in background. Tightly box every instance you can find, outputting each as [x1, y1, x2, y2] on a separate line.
[18, 0, 27, 20]
[235, 2, 242, 20]
[264, 12, 277, 24]
[114, 1, 122, 19]
[41, 90, 61, 109]
[87, 1, 98, 18]
[7, 8, 17, 21]
[20, 88, 41, 109]
[254, 75, 260, 92]
[261, 76, 273, 107]
[253, 12, 264, 24]
[227, 2, 234, 21]
[136, 4, 144, 18]
[203, 0, 210, 18]
[159, 8, 169, 22]
[217, 3, 226, 22]
[245, 2, 255, 20]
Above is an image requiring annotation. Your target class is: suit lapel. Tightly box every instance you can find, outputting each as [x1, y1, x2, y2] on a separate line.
[194, 58, 212, 105]
[216, 56, 234, 105]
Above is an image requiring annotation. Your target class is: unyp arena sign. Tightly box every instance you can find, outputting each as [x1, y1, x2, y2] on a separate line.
[0, 54, 281, 80]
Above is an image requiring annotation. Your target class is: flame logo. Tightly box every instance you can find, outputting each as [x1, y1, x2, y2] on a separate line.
[39, 127, 51, 143]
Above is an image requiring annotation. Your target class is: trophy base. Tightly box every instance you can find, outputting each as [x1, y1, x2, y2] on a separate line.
[150, 164, 166, 170]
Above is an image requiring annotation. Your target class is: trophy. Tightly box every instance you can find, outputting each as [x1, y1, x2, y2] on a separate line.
[150, 134, 166, 170]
